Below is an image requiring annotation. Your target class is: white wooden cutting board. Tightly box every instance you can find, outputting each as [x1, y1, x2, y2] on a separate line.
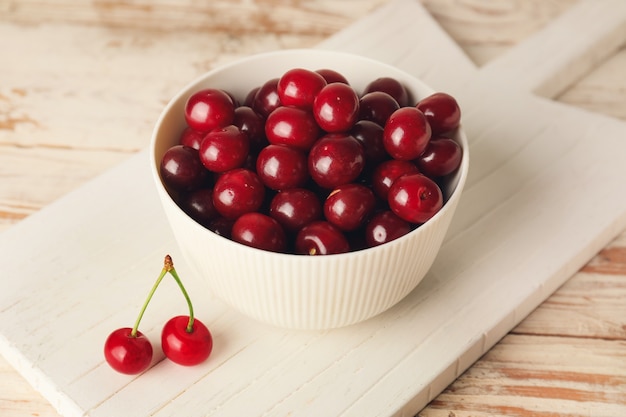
[2, 1, 626, 416]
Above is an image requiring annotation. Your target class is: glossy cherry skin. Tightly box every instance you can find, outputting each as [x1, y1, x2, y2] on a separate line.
[315, 68, 349, 85]
[256, 144, 309, 191]
[269, 188, 323, 233]
[415, 137, 463, 178]
[313, 82, 360, 132]
[358, 91, 400, 127]
[324, 183, 377, 232]
[104, 328, 153, 375]
[199, 125, 250, 173]
[231, 212, 287, 252]
[308, 133, 365, 189]
[365, 210, 411, 247]
[363, 77, 410, 107]
[277, 68, 327, 109]
[265, 106, 320, 150]
[351, 120, 388, 168]
[416, 92, 461, 135]
[184, 88, 235, 132]
[233, 106, 267, 152]
[212, 168, 265, 219]
[160, 145, 208, 192]
[383, 107, 431, 161]
[370, 159, 420, 200]
[295, 221, 350, 255]
[251, 78, 281, 118]
[388, 173, 443, 224]
[179, 127, 205, 150]
[161, 316, 213, 366]
[180, 188, 219, 228]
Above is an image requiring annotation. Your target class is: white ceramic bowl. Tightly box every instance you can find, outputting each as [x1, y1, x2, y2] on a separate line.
[150, 49, 469, 330]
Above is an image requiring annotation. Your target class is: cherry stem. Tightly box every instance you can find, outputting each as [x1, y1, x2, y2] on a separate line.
[164, 256, 196, 333]
[130, 264, 168, 338]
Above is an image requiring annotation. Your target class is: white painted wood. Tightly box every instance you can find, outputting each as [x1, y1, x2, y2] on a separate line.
[2, 0, 626, 416]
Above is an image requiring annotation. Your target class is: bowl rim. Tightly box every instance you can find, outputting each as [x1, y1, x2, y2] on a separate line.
[149, 48, 470, 261]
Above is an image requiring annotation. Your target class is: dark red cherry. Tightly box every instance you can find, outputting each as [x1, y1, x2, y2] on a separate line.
[180, 188, 219, 227]
[324, 183, 376, 232]
[415, 137, 463, 178]
[233, 106, 267, 152]
[371, 159, 420, 200]
[160, 145, 207, 192]
[295, 221, 350, 255]
[315, 69, 349, 85]
[256, 144, 309, 190]
[308, 133, 365, 189]
[277, 68, 327, 109]
[243, 87, 260, 107]
[231, 212, 287, 252]
[207, 216, 234, 238]
[251, 78, 281, 118]
[363, 77, 410, 107]
[416, 92, 461, 135]
[212, 168, 265, 219]
[198, 125, 250, 173]
[265, 106, 320, 150]
[388, 173, 443, 224]
[358, 91, 400, 127]
[184, 88, 235, 132]
[269, 188, 323, 233]
[383, 107, 431, 160]
[313, 82, 360, 132]
[351, 120, 388, 168]
[365, 210, 411, 247]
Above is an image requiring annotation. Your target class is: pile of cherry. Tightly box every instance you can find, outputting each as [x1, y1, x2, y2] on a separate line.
[160, 67, 462, 255]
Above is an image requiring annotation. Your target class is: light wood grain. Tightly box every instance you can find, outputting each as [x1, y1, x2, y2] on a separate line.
[2, 0, 626, 416]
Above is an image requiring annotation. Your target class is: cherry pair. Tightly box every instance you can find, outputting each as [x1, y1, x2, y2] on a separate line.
[104, 255, 213, 375]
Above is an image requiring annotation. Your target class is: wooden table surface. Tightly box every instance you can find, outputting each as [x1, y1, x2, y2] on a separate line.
[2, 0, 626, 416]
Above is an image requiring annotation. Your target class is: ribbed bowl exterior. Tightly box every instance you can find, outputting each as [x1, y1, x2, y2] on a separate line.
[150, 49, 469, 330]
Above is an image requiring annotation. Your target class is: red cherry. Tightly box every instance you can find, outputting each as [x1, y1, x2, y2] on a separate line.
[269, 188, 323, 233]
[363, 77, 410, 107]
[415, 137, 463, 178]
[295, 221, 350, 255]
[370, 159, 420, 200]
[180, 188, 219, 228]
[358, 91, 400, 127]
[351, 120, 388, 168]
[179, 127, 205, 150]
[104, 328, 153, 375]
[313, 82, 360, 132]
[383, 107, 431, 161]
[324, 183, 376, 231]
[212, 168, 265, 219]
[161, 316, 213, 366]
[184, 88, 235, 132]
[233, 106, 267, 152]
[277, 68, 327, 109]
[198, 125, 250, 173]
[365, 210, 411, 247]
[265, 106, 320, 150]
[251, 78, 281, 118]
[388, 173, 443, 224]
[315, 68, 349, 85]
[416, 92, 461, 135]
[160, 145, 208, 192]
[256, 144, 309, 191]
[308, 133, 365, 189]
[232, 212, 287, 252]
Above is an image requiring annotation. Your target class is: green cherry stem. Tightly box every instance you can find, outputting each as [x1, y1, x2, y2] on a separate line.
[130, 261, 168, 338]
[164, 255, 196, 333]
